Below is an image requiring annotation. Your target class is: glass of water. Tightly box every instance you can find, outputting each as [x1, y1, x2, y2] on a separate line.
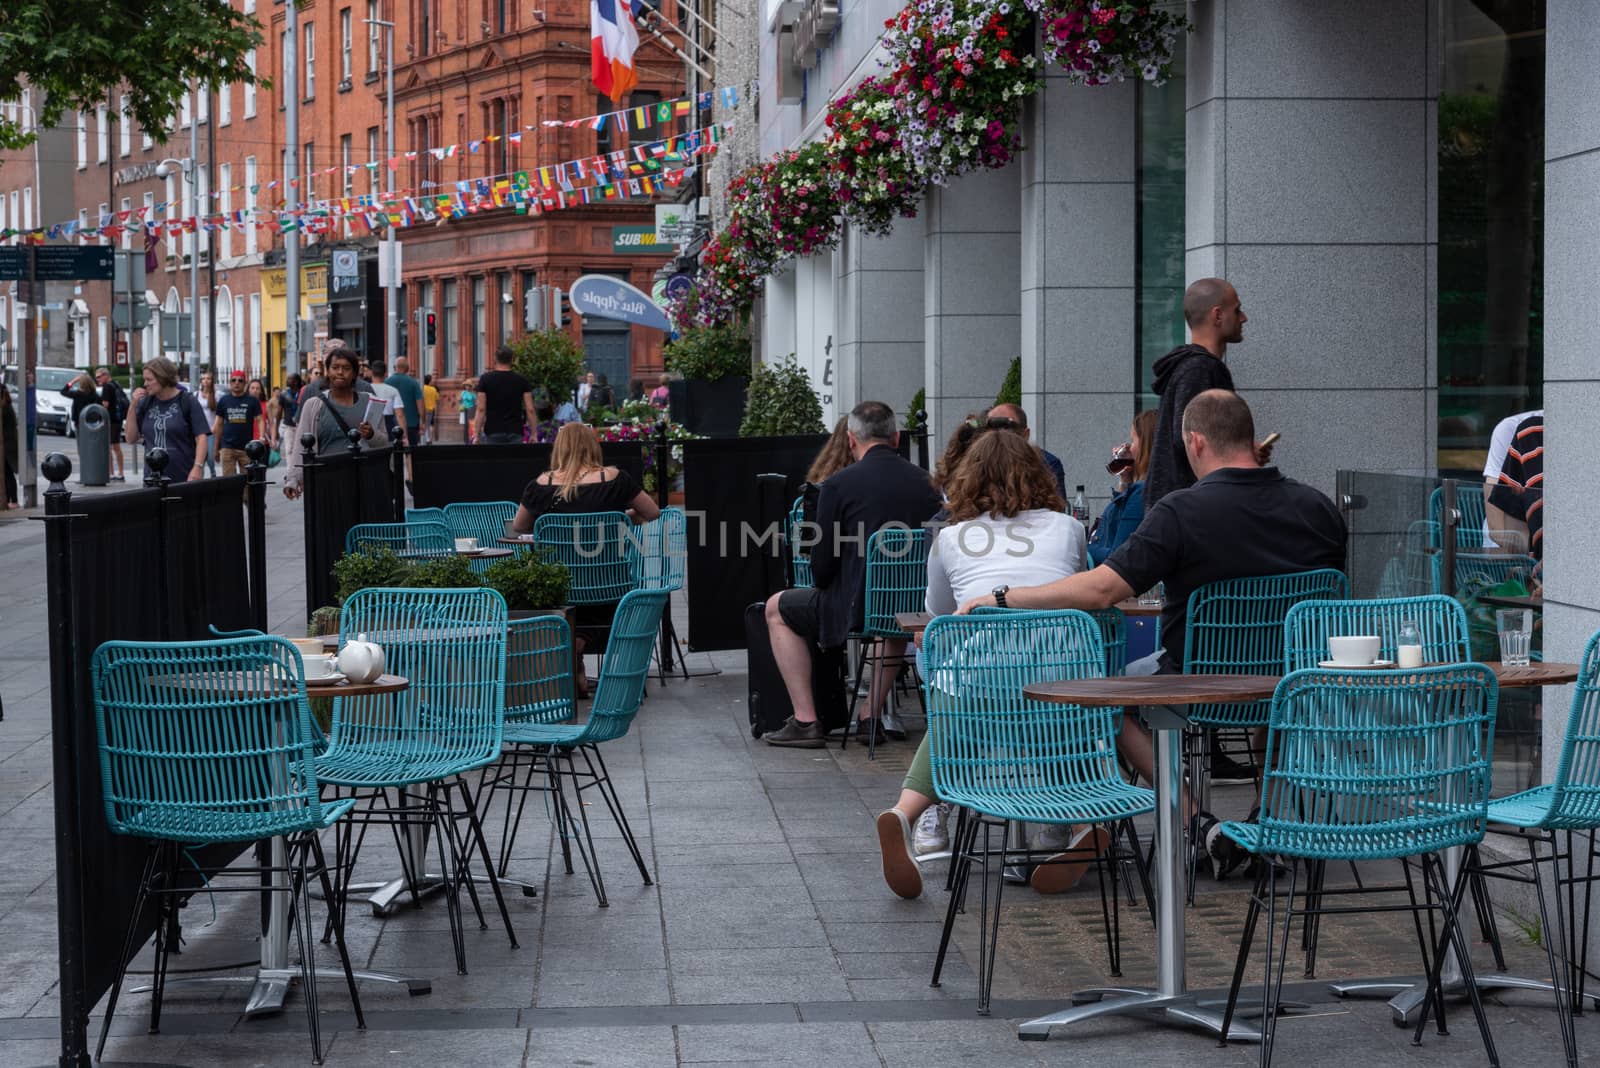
[1138, 581, 1165, 607]
[1496, 608, 1533, 667]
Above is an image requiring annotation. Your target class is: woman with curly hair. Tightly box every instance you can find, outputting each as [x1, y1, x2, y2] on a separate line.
[876, 429, 1094, 900]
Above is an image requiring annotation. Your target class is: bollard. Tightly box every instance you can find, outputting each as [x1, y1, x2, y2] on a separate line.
[75, 403, 112, 486]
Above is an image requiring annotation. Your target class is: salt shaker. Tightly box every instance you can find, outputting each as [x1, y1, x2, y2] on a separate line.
[1396, 620, 1423, 669]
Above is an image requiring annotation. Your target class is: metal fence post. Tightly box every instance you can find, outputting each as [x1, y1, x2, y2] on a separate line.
[913, 409, 930, 470]
[654, 419, 671, 508]
[143, 449, 174, 639]
[390, 437, 407, 519]
[245, 439, 270, 631]
[40, 453, 93, 1068]
[1442, 478, 1458, 599]
[300, 432, 321, 622]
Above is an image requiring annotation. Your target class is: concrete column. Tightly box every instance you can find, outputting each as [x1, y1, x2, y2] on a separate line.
[1021, 72, 1137, 500]
[835, 220, 925, 423]
[1186, 1, 1437, 496]
[923, 166, 1021, 446]
[1540, 2, 1600, 767]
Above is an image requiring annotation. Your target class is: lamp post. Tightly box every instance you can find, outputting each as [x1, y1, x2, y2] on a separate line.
[365, 16, 398, 364]
[154, 152, 199, 387]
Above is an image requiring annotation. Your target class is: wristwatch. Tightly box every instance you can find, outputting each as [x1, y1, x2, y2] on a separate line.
[992, 585, 1009, 609]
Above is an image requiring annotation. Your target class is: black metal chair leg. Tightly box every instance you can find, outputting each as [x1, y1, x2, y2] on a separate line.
[931, 812, 980, 988]
[976, 820, 1007, 1016]
[1529, 834, 1579, 1067]
[554, 748, 608, 906]
[307, 832, 366, 1029]
[456, 777, 519, 948]
[96, 843, 161, 1062]
[1219, 861, 1269, 1048]
[287, 839, 323, 1064]
[584, 745, 653, 885]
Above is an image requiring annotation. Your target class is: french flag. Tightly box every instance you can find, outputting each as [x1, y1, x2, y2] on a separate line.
[591, 0, 642, 102]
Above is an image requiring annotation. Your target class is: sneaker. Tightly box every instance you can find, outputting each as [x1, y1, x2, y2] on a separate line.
[763, 716, 827, 749]
[913, 803, 951, 855]
[855, 718, 888, 747]
[1210, 748, 1255, 786]
[880, 707, 908, 742]
[877, 810, 923, 898]
[1202, 813, 1252, 880]
[1030, 826, 1109, 895]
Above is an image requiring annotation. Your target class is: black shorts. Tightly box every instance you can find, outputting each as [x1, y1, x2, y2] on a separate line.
[776, 587, 824, 647]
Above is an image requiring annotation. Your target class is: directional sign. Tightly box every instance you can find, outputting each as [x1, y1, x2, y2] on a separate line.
[0, 245, 116, 282]
[568, 274, 672, 332]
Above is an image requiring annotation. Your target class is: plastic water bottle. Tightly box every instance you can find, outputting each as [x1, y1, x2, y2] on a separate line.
[1071, 485, 1089, 523]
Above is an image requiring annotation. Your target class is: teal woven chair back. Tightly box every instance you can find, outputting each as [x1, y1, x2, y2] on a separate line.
[1257, 665, 1498, 860]
[346, 520, 454, 559]
[444, 501, 520, 573]
[923, 610, 1120, 811]
[1182, 569, 1349, 728]
[1539, 631, 1600, 829]
[332, 587, 508, 770]
[1428, 484, 1488, 550]
[532, 511, 643, 605]
[406, 507, 447, 526]
[863, 526, 930, 637]
[1283, 595, 1470, 673]
[572, 589, 670, 744]
[788, 497, 813, 589]
[1449, 551, 1538, 592]
[638, 507, 687, 592]
[505, 614, 575, 726]
[1090, 608, 1128, 676]
[92, 636, 331, 842]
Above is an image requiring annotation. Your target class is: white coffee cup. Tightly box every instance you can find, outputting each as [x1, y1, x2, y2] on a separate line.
[1328, 635, 1381, 666]
[455, 537, 478, 552]
[302, 653, 336, 679]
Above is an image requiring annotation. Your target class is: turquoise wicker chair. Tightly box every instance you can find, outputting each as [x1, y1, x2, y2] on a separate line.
[788, 495, 813, 589]
[91, 636, 364, 1064]
[345, 520, 454, 559]
[1469, 631, 1600, 1068]
[316, 587, 516, 975]
[406, 506, 447, 526]
[640, 507, 694, 682]
[846, 526, 930, 756]
[922, 610, 1155, 1013]
[496, 589, 668, 906]
[1219, 665, 1500, 1067]
[444, 501, 519, 571]
[1092, 607, 1128, 677]
[532, 511, 643, 605]
[1429, 483, 1489, 550]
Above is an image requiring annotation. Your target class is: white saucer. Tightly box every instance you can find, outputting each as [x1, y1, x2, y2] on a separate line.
[305, 672, 350, 686]
[1318, 659, 1397, 670]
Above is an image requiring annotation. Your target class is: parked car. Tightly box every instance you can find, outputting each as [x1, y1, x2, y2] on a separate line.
[35, 365, 83, 436]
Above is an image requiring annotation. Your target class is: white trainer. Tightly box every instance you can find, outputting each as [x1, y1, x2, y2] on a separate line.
[913, 802, 952, 855]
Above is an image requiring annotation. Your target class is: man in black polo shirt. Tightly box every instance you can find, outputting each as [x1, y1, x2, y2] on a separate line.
[957, 389, 1346, 790]
[474, 345, 539, 445]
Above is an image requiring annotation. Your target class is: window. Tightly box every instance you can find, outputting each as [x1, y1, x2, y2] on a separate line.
[218, 82, 231, 126]
[368, 126, 381, 194]
[594, 95, 612, 155]
[120, 197, 132, 250]
[180, 91, 191, 128]
[304, 25, 316, 99]
[341, 8, 353, 83]
[244, 50, 257, 117]
[367, 0, 381, 74]
[22, 186, 31, 229]
[97, 202, 108, 245]
[341, 134, 353, 236]
[279, 31, 289, 110]
[442, 279, 458, 376]
[496, 0, 508, 34]
[472, 276, 486, 374]
[165, 175, 176, 257]
[95, 104, 108, 162]
[119, 96, 131, 155]
[304, 142, 315, 199]
[196, 86, 208, 124]
[244, 157, 258, 254]
[19, 89, 29, 134]
[98, 318, 108, 362]
[76, 111, 86, 168]
[218, 164, 232, 259]
[420, 0, 433, 57]
[142, 192, 155, 256]
[244, 0, 255, 13]
[497, 271, 512, 345]
[6, 192, 16, 243]
[77, 209, 89, 247]
[142, 124, 153, 150]
[418, 279, 433, 368]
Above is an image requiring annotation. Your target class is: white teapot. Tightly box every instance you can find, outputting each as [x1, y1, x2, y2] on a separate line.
[336, 636, 387, 683]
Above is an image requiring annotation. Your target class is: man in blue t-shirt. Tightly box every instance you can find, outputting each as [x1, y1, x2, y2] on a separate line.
[213, 371, 262, 477]
[387, 358, 424, 446]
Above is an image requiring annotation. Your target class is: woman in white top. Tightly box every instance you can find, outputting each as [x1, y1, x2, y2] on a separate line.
[877, 429, 1094, 900]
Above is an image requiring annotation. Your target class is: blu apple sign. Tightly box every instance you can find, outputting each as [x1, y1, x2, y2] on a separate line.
[568, 274, 672, 332]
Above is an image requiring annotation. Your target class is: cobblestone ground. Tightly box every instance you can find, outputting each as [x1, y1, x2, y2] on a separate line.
[0, 484, 1593, 1066]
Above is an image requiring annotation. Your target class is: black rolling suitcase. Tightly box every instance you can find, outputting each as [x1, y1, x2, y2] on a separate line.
[745, 602, 849, 739]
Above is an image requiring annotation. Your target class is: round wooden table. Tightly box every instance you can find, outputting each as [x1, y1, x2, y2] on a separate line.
[460, 546, 514, 560]
[1114, 597, 1166, 617]
[304, 673, 410, 697]
[498, 535, 538, 546]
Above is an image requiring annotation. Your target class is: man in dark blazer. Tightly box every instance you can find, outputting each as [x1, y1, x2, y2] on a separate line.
[763, 401, 942, 748]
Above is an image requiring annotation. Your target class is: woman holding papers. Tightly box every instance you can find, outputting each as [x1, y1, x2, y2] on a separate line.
[282, 348, 390, 499]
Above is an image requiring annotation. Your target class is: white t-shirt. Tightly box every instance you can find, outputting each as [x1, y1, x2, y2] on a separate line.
[369, 380, 401, 416]
[924, 509, 1088, 616]
[1484, 409, 1543, 480]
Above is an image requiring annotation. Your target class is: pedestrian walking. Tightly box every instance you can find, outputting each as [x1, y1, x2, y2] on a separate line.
[474, 346, 538, 445]
[0, 383, 18, 508]
[124, 357, 210, 484]
[388, 357, 425, 448]
[422, 374, 439, 444]
[459, 378, 477, 443]
[213, 371, 262, 477]
[196, 371, 219, 478]
[247, 378, 276, 449]
[282, 348, 389, 500]
[93, 367, 129, 481]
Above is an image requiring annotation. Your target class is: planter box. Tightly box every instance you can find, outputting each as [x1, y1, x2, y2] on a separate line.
[668, 376, 747, 438]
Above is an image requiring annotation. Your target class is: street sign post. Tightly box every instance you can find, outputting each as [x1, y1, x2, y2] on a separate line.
[0, 246, 115, 282]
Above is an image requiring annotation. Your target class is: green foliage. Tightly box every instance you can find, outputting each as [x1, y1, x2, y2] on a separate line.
[0, 1, 266, 154]
[509, 329, 587, 408]
[308, 605, 342, 636]
[482, 551, 571, 611]
[406, 554, 480, 590]
[663, 324, 752, 382]
[995, 357, 1022, 407]
[905, 388, 927, 431]
[739, 356, 825, 437]
[332, 548, 412, 606]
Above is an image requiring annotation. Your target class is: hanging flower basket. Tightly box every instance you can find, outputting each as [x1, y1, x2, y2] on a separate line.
[824, 75, 926, 235]
[1029, 0, 1187, 86]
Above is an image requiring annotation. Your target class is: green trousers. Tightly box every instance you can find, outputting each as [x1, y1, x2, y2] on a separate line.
[902, 728, 936, 799]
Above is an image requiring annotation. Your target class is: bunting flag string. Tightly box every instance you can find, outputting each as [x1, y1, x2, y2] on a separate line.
[2, 125, 729, 244]
[541, 82, 746, 135]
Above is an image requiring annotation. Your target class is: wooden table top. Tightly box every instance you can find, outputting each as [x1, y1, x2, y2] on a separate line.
[1024, 661, 1581, 707]
[499, 535, 537, 545]
[1114, 598, 1165, 617]
[896, 611, 933, 637]
[152, 671, 409, 699]
[304, 673, 410, 697]
[461, 546, 513, 559]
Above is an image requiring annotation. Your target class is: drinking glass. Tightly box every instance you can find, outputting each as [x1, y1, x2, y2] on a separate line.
[1137, 581, 1164, 607]
[1497, 608, 1533, 667]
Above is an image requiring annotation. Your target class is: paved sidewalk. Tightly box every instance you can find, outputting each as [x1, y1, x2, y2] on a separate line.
[0, 489, 1596, 1065]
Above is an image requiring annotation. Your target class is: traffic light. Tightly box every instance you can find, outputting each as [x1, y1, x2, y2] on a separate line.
[524, 285, 546, 331]
[556, 288, 573, 328]
[425, 311, 437, 347]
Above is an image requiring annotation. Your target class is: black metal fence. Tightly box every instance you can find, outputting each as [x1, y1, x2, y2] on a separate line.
[44, 444, 270, 1068]
[300, 439, 405, 617]
[408, 440, 649, 509]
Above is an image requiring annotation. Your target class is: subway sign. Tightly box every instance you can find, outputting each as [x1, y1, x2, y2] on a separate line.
[612, 225, 674, 255]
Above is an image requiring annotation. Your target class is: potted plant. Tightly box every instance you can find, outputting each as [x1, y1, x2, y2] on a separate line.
[739, 356, 826, 437]
[509, 328, 587, 412]
[663, 323, 752, 437]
